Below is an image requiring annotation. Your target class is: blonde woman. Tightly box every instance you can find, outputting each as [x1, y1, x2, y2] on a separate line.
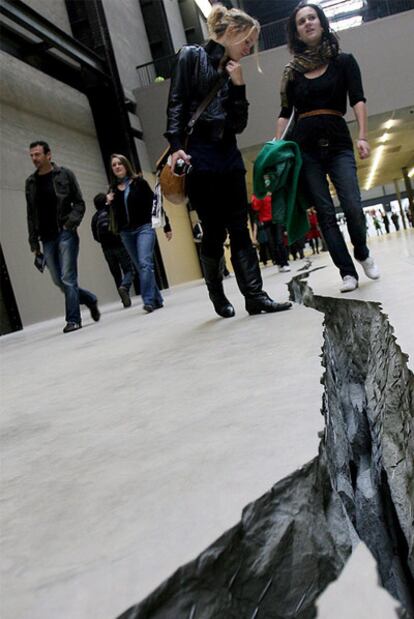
[165, 4, 291, 318]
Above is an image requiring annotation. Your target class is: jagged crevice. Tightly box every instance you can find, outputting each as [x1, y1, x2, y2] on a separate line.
[118, 452, 352, 619]
[117, 270, 414, 619]
[380, 469, 414, 615]
[288, 270, 414, 617]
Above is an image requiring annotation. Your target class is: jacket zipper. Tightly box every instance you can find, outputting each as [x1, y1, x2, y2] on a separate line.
[51, 171, 62, 231]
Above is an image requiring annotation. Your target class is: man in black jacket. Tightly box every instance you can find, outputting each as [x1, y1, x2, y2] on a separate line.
[26, 141, 100, 333]
[91, 193, 133, 308]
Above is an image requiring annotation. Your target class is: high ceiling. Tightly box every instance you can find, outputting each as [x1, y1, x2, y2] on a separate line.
[242, 105, 414, 199]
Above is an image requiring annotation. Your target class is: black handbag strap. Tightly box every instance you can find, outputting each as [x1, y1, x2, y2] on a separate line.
[157, 66, 228, 171]
[186, 71, 228, 134]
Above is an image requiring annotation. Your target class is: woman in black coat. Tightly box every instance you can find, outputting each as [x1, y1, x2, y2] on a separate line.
[165, 4, 291, 318]
[107, 154, 169, 313]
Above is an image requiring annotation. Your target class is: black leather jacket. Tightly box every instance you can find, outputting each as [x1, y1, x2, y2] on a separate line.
[165, 40, 249, 152]
[25, 164, 85, 251]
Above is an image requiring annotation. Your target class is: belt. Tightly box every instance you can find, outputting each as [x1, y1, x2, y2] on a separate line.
[298, 109, 343, 119]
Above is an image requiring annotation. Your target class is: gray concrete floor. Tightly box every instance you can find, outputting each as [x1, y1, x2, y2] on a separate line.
[1, 230, 413, 619]
[317, 542, 400, 618]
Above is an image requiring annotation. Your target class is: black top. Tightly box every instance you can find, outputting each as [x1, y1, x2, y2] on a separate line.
[111, 177, 171, 234]
[91, 207, 123, 250]
[35, 171, 59, 241]
[188, 132, 245, 174]
[26, 164, 86, 251]
[111, 177, 154, 232]
[279, 53, 366, 153]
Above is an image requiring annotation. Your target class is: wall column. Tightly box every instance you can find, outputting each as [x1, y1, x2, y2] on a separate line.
[401, 168, 414, 227]
[393, 179, 407, 229]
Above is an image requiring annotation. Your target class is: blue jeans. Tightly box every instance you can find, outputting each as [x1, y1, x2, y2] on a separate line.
[43, 229, 97, 324]
[120, 225, 163, 306]
[302, 149, 369, 279]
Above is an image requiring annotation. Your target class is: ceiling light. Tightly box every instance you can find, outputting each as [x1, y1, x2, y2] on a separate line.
[313, 0, 344, 8]
[378, 132, 390, 143]
[324, 0, 364, 18]
[364, 145, 385, 191]
[331, 15, 363, 31]
[409, 167, 414, 178]
[383, 119, 399, 130]
[194, 0, 211, 19]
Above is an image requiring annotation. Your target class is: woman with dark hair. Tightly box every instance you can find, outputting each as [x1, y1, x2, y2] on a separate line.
[165, 3, 291, 317]
[106, 154, 169, 313]
[275, 2, 380, 292]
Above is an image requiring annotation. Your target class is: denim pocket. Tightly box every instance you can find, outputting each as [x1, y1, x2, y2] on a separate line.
[61, 227, 76, 238]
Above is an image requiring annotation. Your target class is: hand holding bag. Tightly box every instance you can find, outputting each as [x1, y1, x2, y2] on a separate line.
[157, 148, 186, 205]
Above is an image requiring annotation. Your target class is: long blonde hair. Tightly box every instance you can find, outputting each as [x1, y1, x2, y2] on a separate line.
[207, 4, 260, 40]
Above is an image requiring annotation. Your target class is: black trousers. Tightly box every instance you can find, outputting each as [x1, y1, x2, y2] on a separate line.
[102, 245, 133, 290]
[263, 222, 289, 267]
[187, 170, 252, 259]
[258, 242, 271, 265]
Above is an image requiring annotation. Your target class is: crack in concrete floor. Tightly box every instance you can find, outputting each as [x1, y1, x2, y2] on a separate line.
[118, 269, 414, 619]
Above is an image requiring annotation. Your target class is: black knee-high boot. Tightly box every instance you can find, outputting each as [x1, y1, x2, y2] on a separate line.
[200, 255, 235, 318]
[231, 246, 292, 315]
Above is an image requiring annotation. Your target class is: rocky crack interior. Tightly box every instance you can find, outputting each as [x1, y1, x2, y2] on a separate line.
[118, 270, 414, 619]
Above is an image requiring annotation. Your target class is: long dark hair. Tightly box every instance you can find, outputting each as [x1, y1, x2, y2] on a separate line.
[286, 2, 338, 54]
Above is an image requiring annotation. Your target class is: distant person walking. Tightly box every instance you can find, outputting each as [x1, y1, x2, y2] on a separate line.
[307, 207, 321, 254]
[372, 214, 383, 236]
[91, 193, 134, 308]
[381, 211, 390, 234]
[390, 211, 400, 231]
[106, 154, 171, 314]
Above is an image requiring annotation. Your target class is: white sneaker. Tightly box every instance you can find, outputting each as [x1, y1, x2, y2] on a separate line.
[279, 265, 291, 273]
[358, 256, 380, 280]
[340, 275, 359, 293]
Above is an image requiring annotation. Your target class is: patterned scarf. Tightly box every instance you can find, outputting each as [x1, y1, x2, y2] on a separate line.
[280, 38, 339, 108]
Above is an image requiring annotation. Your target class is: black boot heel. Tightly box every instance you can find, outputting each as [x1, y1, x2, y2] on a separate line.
[201, 254, 235, 319]
[246, 297, 292, 315]
[210, 293, 235, 318]
[232, 246, 292, 316]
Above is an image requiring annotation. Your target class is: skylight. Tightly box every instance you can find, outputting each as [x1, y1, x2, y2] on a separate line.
[313, 0, 366, 31]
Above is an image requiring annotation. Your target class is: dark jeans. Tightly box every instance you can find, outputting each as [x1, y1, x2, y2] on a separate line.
[264, 222, 289, 267]
[289, 237, 305, 260]
[309, 237, 320, 253]
[120, 224, 163, 307]
[302, 149, 369, 279]
[187, 170, 252, 259]
[43, 229, 96, 324]
[102, 245, 133, 291]
[258, 242, 271, 265]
